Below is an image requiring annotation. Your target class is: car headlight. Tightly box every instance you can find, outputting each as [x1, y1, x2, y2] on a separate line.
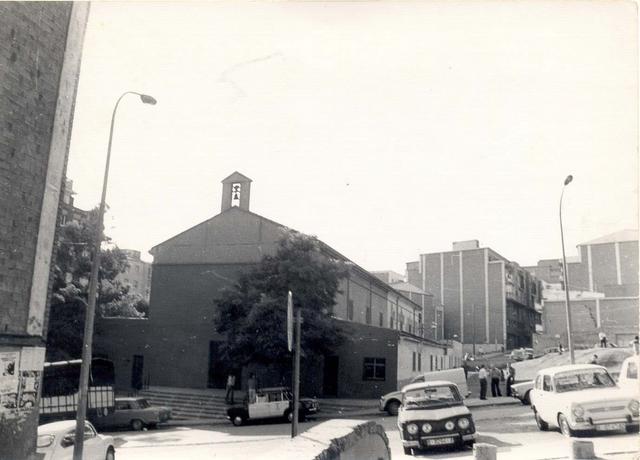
[458, 417, 470, 429]
[445, 421, 455, 431]
[572, 405, 584, 418]
[407, 423, 419, 435]
[629, 400, 639, 414]
[422, 423, 432, 433]
[36, 435, 54, 448]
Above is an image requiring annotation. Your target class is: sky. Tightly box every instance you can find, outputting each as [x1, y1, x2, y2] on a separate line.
[67, 1, 638, 272]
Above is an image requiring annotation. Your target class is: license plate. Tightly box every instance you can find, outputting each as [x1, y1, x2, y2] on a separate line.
[425, 437, 455, 446]
[596, 423, 625, 431]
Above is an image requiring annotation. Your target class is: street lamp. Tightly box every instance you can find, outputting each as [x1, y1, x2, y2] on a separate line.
[73, 91, 156, 460]
[559, 174, 575, 365]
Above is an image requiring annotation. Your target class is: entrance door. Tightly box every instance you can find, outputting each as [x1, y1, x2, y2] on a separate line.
[131, 355, 144, 390]
[208, 341, 227, 388]
[323, 356, 339, 396]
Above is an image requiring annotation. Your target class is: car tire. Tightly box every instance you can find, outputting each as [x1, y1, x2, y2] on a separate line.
[285, 410, 304, 423]
[131, 419, 144, 431]
[386, 400, 400, 416]
[105, 447, 115, 460]
[232, 415, 244, 426]
[523, 391, 531, 405]
[558, 414, 575, 437]
[625, 424, 639, 434]
[534, 410, 548, 431]
[403, 446, 413, 455]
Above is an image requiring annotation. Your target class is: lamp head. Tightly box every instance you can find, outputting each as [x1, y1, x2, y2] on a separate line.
[139, 94, 157, 105]
[564, 175, 573, 186]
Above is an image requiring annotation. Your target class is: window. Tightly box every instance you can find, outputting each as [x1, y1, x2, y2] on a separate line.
[366, 306, 372, 325]
[379, 312, 384, 327]
[430, 355, 434, 371]
[412, 352, 416, 371]
[347, 299, 354, 321]
[418, 353, 422, 371]
[268, 392, 283, 402]
[543, 375, 552, 392]
[363, 358, 386, 381]
[628, 362, 638, 380]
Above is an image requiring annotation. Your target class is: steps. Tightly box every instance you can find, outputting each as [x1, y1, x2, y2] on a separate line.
[138, 387, 230, 421]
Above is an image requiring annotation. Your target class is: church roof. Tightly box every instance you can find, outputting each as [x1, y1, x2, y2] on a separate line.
[579, 229, 638, 246]
[221, 171, 252, 183]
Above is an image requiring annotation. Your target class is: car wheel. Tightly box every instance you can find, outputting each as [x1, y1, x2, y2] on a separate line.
[386, 400, 400, 416]
[131, 419, 144, 431]
[232, 415, 244, 426]
[403, 446, 413, 455]
[105, 447, 115, 460]
[523, 391, 531, 405]
[558, 414, 575, 437]
[625, 424, 639, 434]
[534, 410, 548, 431]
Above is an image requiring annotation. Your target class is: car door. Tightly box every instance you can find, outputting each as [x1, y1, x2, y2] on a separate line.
[248, 390, 270, 419]
[83, 423, 104, 459]
[537, 374, 555, 423]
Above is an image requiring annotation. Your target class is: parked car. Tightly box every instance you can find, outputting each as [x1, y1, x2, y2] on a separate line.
[380, 368, 469, 416]
[617, 355, 639, 395]
[226, 387, 318, 426]
[397, 380, 476, 455]
[511, 381, 534, 405]
[92, 397, 172, 431]
[37, 420, 115, 460]
[530, 364, 640, 437]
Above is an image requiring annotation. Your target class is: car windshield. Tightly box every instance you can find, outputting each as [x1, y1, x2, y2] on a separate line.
[554, 369, 615, 393]
[137, 399, 150, 409]
[403, 385, 462, 409]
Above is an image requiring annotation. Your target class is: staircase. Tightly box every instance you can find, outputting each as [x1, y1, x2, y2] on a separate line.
[138, 387, 233, 422]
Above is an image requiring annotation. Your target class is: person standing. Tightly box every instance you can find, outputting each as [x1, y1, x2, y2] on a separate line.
[599, 331, 607, 348]
[225, 373, 236, 404]
[490, 366, 502, 397]
[506, 363, 516, 397]
[633, 336, 639, 355]
[589, 354, 598, 364]
[478, 365, 488, 400]
[247, 373, 257, 403]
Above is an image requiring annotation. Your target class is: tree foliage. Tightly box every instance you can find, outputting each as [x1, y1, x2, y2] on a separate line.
[214, 231, 348, 370]
[46, 208, 144, 360]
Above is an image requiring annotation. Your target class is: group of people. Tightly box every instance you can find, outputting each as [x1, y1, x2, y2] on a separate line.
[224, 372, 257, 405]
[477, 363, 516, 400]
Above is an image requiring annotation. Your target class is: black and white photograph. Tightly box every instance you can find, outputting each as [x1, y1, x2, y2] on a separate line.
[0, 1, 638, 460]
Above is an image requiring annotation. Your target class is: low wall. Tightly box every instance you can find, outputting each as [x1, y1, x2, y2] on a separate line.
[262, 419, 390, 460]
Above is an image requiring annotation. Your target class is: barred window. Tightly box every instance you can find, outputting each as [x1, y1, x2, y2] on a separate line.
[363, 358, 386, 381]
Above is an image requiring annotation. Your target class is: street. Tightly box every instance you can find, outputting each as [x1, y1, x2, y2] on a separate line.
[107, 405, 640, 460]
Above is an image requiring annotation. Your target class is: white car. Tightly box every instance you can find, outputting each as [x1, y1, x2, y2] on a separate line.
[618, 355, 639, 395]
[37, 420, 115, 460]
[530, 364, 639, 437]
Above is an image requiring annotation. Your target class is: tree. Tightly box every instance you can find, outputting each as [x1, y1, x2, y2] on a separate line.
[46, 208, 133, 360]
[214, 231, 348, 373]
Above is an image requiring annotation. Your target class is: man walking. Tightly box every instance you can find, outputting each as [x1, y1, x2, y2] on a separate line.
[490, 366, 502, 397]
[478, 365, 488, 400]
[225, 373, 236, 404]
[599, 331, 607, 348]
[506, 363, 516, 397]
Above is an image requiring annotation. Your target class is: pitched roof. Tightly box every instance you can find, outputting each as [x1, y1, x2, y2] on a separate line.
[221, 171, 252, 183]
[579, 230, 638, 246]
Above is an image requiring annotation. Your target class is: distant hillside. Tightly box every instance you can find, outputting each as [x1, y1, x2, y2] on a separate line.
[512, 347, 634, 381]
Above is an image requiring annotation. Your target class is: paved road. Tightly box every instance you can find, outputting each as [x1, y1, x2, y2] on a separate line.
[108, 405, 640, 460]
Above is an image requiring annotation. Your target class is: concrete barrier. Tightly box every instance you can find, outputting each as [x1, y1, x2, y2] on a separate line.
[473, 443, 497, 460]
[571, 440, 597, 460]
[260, 419, 390, 460]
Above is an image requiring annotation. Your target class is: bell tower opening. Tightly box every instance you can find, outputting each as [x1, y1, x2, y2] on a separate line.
[221, 172, 252, 212]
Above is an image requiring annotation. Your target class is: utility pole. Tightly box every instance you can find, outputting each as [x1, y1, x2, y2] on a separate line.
[291, 308, 301, 438]
[472, 304, 476, 356]
[559, 175, 576, 365]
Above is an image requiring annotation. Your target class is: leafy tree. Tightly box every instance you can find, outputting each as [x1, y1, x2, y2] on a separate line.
[214, 231, 348, 373]
[46, 208, 132, 360]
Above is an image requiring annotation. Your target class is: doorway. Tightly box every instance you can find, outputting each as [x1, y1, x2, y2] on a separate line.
[131, 355, 144, 390]
[323, 356, 339, 396]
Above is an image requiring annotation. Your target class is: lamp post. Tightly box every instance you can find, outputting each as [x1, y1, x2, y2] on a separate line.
[559, 174, 575, 365]
[73, 91, 156, 460]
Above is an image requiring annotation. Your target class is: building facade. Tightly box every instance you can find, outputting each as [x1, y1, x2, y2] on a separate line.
[525, 230, 639, 348]
[116, 249, 152, 301]
[58, 178, 90, 226]
[96, 172, 458, 398]
[407, 240, 542, 351]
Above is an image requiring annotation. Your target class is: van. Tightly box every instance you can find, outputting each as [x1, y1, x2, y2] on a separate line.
[379, 368, 469, 416]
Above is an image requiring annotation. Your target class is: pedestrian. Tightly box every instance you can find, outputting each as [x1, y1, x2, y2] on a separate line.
[558, 342, 564, 354]
[225, 373, 236, 404]
[589, 354, 598, 365]
[478, 365, 488, 400]
[598, 331, 607, 348]
[247, 372, 257, 403]
[461, 364, 468, 381]
[506, 363, 516, 397]
[633, 336, 639, 355]
[490, 366, 502, 397]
